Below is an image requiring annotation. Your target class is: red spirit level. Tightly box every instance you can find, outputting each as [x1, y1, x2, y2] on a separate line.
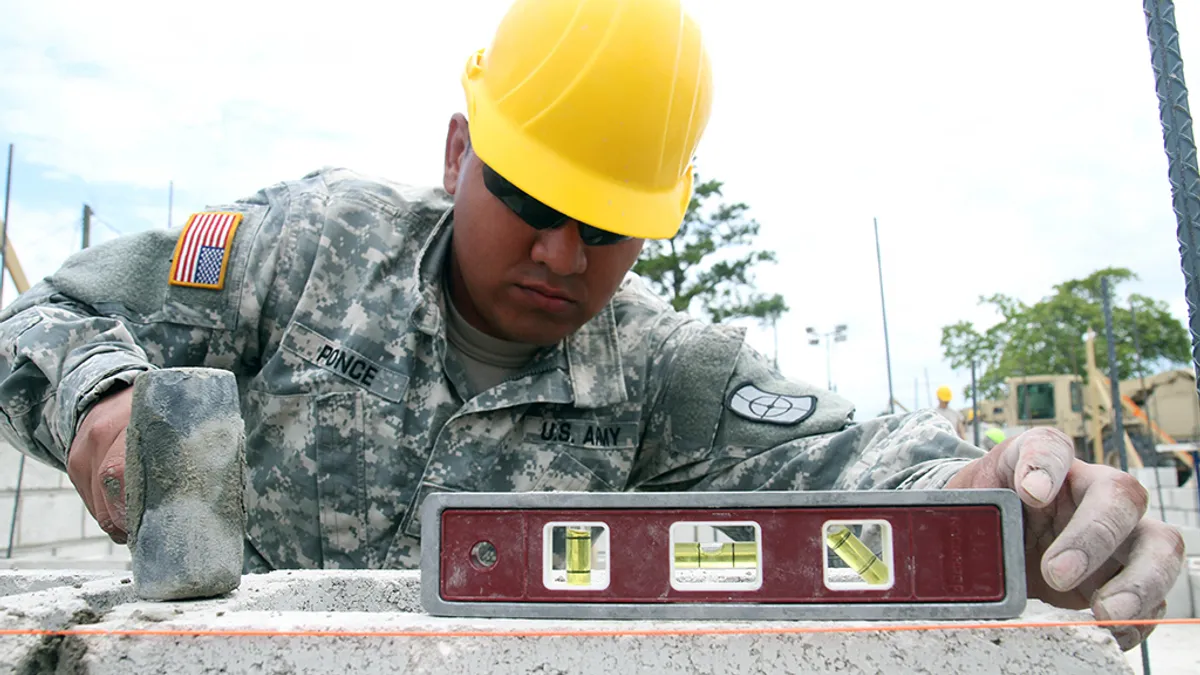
[419, 489, 1026, 620]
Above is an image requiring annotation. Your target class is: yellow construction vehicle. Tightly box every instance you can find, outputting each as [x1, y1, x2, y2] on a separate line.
[974, 329, 1195, 482]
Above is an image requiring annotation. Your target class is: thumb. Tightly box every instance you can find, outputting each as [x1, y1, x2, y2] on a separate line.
[998, 428, 1075, 509]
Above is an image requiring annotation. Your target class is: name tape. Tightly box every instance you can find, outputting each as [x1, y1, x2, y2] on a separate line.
[281, 322, 409, 402]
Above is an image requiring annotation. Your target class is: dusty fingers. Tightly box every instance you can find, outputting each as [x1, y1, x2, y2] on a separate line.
[998, 428, 1075, 507]
[68, 387, 133, 544]
[1090, 517, 1185, 650]
[1039, 462, 1148, 593]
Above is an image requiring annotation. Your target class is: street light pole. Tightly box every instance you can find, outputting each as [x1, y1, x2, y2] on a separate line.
[825, 340, 833, 390]
[807, 324, 848, 392]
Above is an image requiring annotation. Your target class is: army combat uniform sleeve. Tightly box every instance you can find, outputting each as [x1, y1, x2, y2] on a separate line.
[0, 180, 300, 471]
[629, 320, 985, 493]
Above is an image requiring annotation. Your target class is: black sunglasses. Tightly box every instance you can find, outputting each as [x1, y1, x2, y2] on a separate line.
[481, 163, 631, 246]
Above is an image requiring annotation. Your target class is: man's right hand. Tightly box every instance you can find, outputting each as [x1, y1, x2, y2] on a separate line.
[67, 386, 134, 544]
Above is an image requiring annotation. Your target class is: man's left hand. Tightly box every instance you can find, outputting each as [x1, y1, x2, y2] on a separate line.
[945, 427, 1185, 650]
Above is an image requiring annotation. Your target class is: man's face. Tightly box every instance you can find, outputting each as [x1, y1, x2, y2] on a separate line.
[442, 114, 645, 346]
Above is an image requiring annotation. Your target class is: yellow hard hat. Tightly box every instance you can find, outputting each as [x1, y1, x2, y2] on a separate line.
[462, 0, 713, 240]
[936, 386, 952, 403]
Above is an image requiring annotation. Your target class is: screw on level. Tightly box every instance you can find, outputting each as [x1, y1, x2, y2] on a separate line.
[566, 528, 592, 586]
[825, 525, 889, 585]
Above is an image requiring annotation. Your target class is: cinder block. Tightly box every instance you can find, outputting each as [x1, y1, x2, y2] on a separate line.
[1164, 510, 1200, 529]
[0, 452, 66, 492]
[15, 491, 86, 547]
[82, 511, 108, 539]
[1190, 560, 1200, 622]
[1, 553, 130, 570]
[43, 538, 123, 560]
[1165, 562, 1194, 618]
[1177, 526, 1200, 555]
[1132, 467, 1177, 490]
[0, 571, 1140, 674]
[1131, 468, 1158, 488]
[0, 495, 13, 548]
[1168, 488, 1200, 512]
[0, 569, 124, 597]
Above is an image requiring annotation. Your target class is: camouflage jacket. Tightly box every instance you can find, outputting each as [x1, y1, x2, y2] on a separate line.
[0, 168, 983, 571]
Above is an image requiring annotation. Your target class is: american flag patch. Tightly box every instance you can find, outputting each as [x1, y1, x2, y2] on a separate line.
[168, 212, 244, 290]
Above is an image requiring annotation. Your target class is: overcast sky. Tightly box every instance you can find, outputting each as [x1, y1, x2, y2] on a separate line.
[1, 0, 1198, 420]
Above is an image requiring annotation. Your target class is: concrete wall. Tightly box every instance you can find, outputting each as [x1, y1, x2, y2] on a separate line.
[1135, 467, 1200, 531]
[0, 443, 130, 568]
[0, 569, 1135, 674]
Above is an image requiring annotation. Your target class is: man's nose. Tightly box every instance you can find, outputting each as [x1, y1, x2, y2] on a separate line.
[530, 223, 588, 276]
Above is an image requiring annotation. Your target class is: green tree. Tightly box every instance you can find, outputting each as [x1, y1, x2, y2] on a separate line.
[940, 267, 1190, 401]
[633, 175, 787, 324]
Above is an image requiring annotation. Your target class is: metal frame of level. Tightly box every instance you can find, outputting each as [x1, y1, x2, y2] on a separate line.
[419, 489, 1027, 621]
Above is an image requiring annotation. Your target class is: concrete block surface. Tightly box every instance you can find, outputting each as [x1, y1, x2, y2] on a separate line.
[1133, 468, 1177, 490]
[1165, 488, 1199, 512]
[0, 570, 1136, 674]
[0, 570, 124, 598]
[1164, 511, 1200, 529]
[1190, 561, 1200, 623]
[14, 491, 86, 547]
[0, 453, 66, 492]
[1177, 526, 1200, 555]
[1165, 565, 1194, 619]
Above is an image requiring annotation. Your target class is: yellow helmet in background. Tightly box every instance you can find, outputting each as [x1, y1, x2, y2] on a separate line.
[936, 386, 952, 403]
[462, 0, 713, 240]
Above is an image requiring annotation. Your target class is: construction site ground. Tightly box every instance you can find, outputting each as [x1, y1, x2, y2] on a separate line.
[1126, 623, 1200, 674]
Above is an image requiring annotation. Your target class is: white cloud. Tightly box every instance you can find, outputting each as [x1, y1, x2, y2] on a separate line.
[1, 205, 82, 299]
[2, 0, 1200, 419]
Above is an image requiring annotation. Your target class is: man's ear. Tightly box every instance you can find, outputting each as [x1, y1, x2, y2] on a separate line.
[444, 113, 471, 195]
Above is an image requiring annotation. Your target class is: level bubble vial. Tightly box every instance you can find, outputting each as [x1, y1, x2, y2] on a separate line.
[542, 522, 610, 590]
[669, 521, 763, 591]
[822, 519, 895, 590]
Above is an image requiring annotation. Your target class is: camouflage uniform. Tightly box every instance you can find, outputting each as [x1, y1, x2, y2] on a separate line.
[0, 168, 984, 572]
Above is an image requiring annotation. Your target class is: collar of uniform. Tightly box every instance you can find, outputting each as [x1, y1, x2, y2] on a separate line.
[410, 207, 455, 336]
[411, 206, 628, 409]
[563, 302, 628, 408]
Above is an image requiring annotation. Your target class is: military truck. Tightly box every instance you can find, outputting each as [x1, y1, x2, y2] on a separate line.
[971, 331, 1196, 484]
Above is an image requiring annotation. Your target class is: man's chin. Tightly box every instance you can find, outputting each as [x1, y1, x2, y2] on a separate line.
[490, 313, 584, 347]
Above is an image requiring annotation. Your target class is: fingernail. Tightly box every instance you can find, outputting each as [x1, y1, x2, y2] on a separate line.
[1109, 626, 1140, 651]
[1021, 469, 1054, 503]
[1098, 592, 1142, 621]
[1046, 549, 1088, 589]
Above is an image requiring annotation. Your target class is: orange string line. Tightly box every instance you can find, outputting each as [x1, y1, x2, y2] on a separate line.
[1, 617, 1199, 639]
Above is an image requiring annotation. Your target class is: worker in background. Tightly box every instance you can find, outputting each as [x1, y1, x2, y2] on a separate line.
[984, 426, 1007, 451]
[0, 0, 1180, 650]
[934, 385, 967, 439]
[964, 408, 1006, 450]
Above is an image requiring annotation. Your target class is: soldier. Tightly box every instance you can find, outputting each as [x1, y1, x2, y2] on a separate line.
[0, 0, 1181, 650]
[934, 385, 967, 439]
